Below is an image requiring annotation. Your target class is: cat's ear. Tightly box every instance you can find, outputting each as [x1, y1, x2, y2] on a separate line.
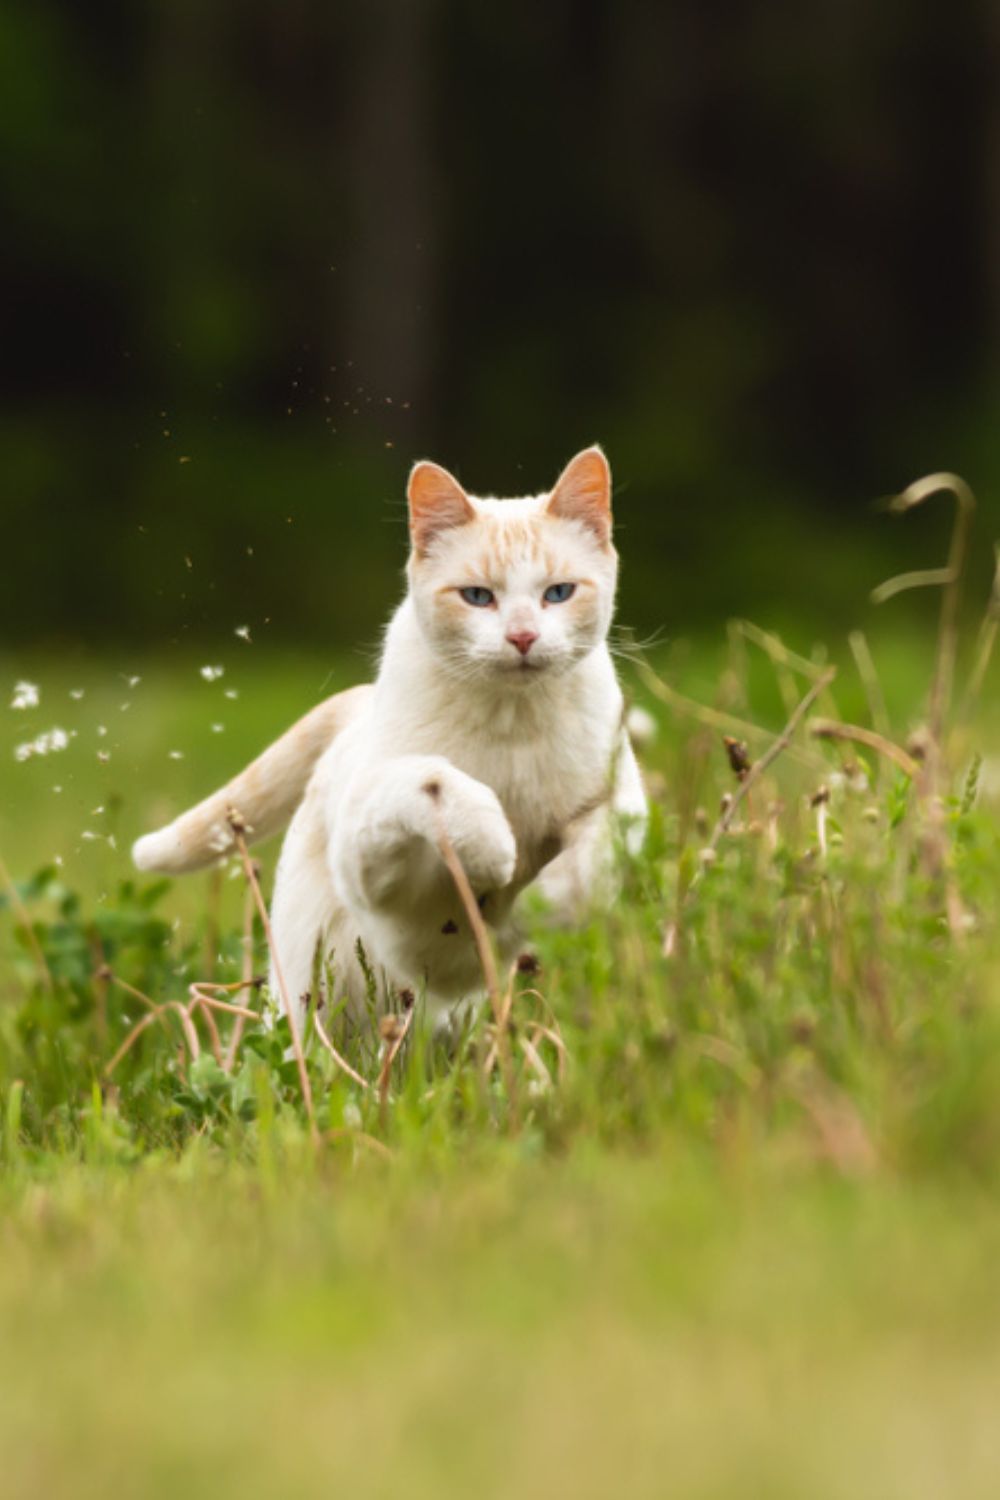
[407, 461, 475, 557]
[546, 446, 612, 546]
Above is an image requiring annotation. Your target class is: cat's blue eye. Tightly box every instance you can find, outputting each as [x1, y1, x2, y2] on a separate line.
[460, 586, 495, 608]
[543, 582, 576, 604]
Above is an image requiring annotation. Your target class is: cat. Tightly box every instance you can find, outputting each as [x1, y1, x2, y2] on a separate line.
[133, 446, 647, 1030]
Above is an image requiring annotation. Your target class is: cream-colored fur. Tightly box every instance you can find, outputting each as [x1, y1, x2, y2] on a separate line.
[133, 447, 647, 1028]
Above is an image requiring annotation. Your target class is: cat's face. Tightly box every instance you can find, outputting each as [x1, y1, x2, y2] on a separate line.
[406, 447, 617, 683]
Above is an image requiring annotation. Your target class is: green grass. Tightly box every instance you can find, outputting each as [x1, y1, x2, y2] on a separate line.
[7, 1153, 1000, 1499]
[2, 609, 1000, 1498]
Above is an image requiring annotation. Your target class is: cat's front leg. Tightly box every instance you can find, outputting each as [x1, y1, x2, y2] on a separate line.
[534, 732, 648, 917]
[331, 755, 517, 915]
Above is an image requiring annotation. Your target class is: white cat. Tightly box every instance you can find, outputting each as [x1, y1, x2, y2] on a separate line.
[133, 446, 647, 1029]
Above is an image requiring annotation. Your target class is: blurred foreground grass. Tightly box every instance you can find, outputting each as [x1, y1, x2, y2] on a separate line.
[5, 1150, 1000, 1500]
[1, 614, 1000, 1498]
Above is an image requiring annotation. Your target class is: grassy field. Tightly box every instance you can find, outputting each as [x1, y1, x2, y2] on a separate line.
[2, 571, 1000, 1495]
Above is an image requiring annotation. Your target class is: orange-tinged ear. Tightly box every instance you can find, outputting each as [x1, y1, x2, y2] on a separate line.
[546, 446, 612, 546]
[407, 460, 475, 557]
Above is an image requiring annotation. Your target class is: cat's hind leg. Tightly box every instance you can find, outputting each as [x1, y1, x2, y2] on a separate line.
[267, 785, 338, 1021]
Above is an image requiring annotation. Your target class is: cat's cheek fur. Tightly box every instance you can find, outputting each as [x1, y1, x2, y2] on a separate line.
[548, 589, 605, 658]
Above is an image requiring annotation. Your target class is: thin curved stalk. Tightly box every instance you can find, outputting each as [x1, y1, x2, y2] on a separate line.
[872, 472, 975, 756]
[808, 719, 919, 778]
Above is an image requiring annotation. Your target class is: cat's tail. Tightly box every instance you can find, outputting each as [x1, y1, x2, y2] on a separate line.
[132, 683, 374, 875]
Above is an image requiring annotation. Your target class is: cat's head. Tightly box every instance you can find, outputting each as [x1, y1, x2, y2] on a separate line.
[405, 446, 617, 682]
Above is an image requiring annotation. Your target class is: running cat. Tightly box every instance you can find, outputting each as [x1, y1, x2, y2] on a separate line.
[133, 447, 647, 1027]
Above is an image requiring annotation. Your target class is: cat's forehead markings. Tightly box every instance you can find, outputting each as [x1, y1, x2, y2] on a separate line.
[469, 511, 564, 572]
[476, 536, 545, 573]
[481, 515, 537, 561]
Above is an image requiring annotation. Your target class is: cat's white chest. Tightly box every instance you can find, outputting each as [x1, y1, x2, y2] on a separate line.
[415, 704, 616, 883]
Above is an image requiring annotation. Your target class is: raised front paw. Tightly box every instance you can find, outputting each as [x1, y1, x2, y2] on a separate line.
[422, 767, 517, 893]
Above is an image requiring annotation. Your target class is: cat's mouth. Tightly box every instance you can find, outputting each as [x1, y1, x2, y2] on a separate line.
[500, 655, 546, 676]
[474, 650, 556, 681]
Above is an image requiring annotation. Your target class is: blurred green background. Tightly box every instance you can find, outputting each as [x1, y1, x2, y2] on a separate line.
[4, 0, 999, 655]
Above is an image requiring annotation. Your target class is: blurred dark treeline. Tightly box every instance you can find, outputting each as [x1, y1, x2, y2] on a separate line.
[3, 0, 999, 650]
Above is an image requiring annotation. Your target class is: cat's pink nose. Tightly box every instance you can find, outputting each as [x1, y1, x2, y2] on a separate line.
[506, 630, 539, 657]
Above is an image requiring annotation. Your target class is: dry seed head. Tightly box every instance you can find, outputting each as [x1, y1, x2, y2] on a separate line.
[723, 736, 752, 777]
[810, 785, 831, 808]
[516, 951, 541, 976]
[649, 1023, 677, 1054]
[789, 1011, 817, 1045]
[379, 1014, 406, 1044]
[907, 727, 932, 763]
[226, 805, 248, 835]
